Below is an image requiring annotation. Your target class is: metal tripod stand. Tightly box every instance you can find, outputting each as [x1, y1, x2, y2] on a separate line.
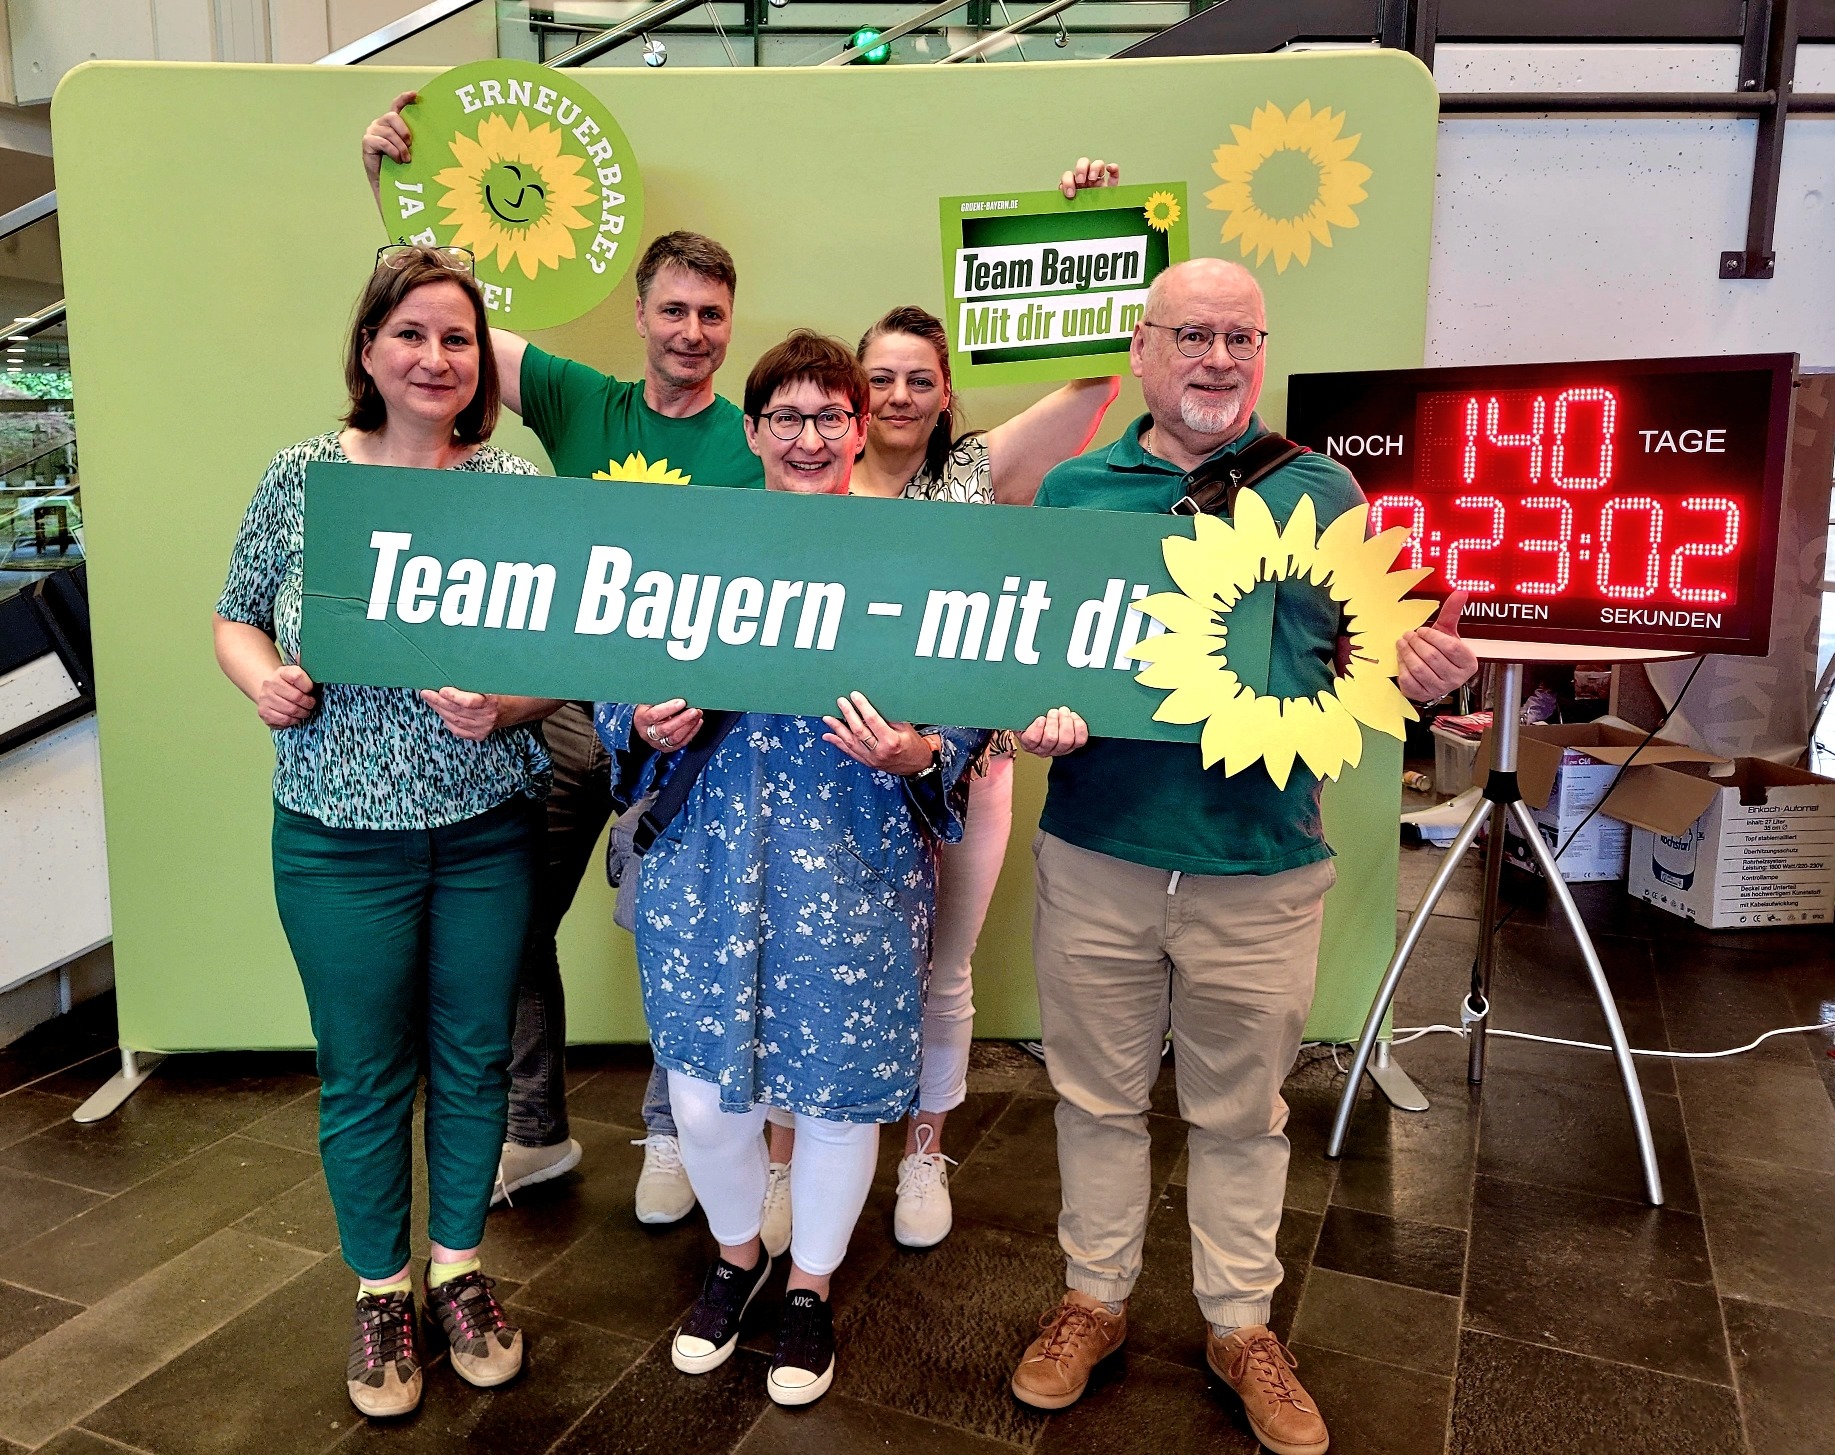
[1324, 661, 1664, 1206]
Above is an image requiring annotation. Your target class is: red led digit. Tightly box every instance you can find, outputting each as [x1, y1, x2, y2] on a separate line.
[1597, 496, 1664, 600]
[1550, 387, 1617, 490]
[1461, 397, 1479, 484]
[1445, 495, 1506, 593]
[1668, 496, 1741, 604]
[1486, 395, 1546, 482]
[1513, 496, 1573, 596]
[1370, 494, 1426, 570]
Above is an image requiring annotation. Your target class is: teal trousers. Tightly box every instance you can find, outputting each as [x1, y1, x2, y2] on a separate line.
[272, 798, 541, 1280]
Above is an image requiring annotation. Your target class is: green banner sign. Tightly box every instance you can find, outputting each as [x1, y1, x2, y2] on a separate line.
[300, 463, 1273, 740]
[938, 182, 1190, 388]
[379, 59, 643, 329]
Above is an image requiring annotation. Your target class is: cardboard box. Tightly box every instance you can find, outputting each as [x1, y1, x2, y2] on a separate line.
[1605, 758, 1835, 928]
[1472, 725, 1725, 884]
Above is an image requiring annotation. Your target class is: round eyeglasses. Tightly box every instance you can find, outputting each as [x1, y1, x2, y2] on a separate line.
[1139, 321, 1269, 361]
[754, 406, 860, 442]
[375, 244, 476, 276]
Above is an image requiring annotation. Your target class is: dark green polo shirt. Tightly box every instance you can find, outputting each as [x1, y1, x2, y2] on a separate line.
[1035, 413, 1366, 876]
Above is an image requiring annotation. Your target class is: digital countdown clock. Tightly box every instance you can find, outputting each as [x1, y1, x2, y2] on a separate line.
[1285, 354, 1795, 658]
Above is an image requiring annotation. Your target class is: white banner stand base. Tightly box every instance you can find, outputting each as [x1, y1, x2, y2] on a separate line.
[73, 1047, 163, 1123]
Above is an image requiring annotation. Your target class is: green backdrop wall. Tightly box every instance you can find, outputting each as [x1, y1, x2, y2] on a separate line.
[52, 52, 1436, 1052]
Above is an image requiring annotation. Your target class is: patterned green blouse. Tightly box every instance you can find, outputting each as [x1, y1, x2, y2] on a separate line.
[216, 432, 551, 831]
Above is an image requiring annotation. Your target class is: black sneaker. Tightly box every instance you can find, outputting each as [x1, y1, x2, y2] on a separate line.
[424, 1268, 524, 1388]
[671, 1253, 774, 1374]
[347, 1289, 422, 1417]
[767, 1289, 835, 1406]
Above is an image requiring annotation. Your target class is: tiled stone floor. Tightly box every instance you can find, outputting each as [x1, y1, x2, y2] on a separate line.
[1, 848, 1832, 1454]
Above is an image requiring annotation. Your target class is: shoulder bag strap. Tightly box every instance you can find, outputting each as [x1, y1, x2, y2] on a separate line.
[630, 710, 743, 855]
[1169, 432, 1309, 518]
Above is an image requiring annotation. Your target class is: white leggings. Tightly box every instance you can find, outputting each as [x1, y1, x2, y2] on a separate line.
[667, 1070, 878, 1277]
[918, 751, 1014, 1113]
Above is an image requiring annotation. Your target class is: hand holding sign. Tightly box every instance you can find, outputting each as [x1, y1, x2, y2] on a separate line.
[1396, 591, 1477, 702]
[259, 664, 317, 729]
[635, 699, 704, 753]
[1020, 707, 1089, 758]
[822, 692, 936, 776]
[362, 90, 418, 206]
[1059, 157, 1121, 198]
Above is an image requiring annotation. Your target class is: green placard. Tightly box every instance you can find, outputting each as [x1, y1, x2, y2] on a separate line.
[379, 59, 643, 329]
[938, 182, 1190, 387]
[302, 462, 1273, 739]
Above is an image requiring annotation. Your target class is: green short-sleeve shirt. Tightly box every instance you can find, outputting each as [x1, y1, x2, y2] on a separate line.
[1034, 413, 1366, 877]
[519, 344, 764, 489]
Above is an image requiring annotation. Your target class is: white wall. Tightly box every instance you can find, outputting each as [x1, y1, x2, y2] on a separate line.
[1, 0, 437, 98]
[1426, 44, 1835, 370]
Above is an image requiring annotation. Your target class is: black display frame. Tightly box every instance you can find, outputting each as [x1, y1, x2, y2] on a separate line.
[1286, 353, 1797, 658]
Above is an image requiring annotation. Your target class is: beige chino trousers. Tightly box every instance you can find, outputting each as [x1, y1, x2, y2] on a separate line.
[1031, 832, 1334, 1329]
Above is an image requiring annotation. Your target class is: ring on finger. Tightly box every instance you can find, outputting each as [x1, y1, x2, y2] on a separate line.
[657, 731, 673, 749]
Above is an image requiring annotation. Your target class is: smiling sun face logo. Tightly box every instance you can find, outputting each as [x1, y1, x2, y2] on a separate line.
[435, 112, 597, 280]
[1206, 101, 1372, 273]
[1131, 489, 1432, 787]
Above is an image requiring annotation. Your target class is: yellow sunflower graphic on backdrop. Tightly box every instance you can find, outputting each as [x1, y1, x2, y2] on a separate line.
[1205, 101, 1372, 272]
[594, 452, 690, 485]
[1143, 190, 1181, 233]
[1131, 489, 1432, 787]
[435, 112, 597, 280]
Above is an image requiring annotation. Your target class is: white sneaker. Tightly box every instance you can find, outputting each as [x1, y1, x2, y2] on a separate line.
[893, 1123, 956, 1248]
[761, 1160, 793, 1258]
[490, 1138, 583, 1208]
[633, 1134, 697, 1224]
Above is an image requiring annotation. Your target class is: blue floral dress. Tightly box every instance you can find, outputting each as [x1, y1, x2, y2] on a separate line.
[596, 706, 987, 1123]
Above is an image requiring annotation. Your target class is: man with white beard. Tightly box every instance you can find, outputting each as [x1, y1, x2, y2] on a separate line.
[1008, 258, 1475, 1455]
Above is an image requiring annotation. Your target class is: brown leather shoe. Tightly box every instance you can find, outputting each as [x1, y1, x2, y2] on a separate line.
[1206, 1325, 1329, 1455]
[1010, 1290, 1127, 1410]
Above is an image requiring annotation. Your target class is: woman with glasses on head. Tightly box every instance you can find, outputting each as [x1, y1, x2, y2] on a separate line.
[596, 331, 988, 1407]
[213, 245, 559, 1420]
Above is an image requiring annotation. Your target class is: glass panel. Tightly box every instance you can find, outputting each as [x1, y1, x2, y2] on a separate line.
[350, 3, 503, 65]
[500, 0, 1193, 67]
[1, 211, 76, 604]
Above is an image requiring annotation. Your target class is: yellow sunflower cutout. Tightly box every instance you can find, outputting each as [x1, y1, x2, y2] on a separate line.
[1143, 191, 1182, 233]
[434, 112, 598, 280]
[593, 452, 691, 485]
[1205, 101, 1372, 273]
[1131, 489, 1432, 787]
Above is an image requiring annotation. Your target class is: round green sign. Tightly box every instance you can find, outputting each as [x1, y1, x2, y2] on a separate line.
[379, 59, 644, 331]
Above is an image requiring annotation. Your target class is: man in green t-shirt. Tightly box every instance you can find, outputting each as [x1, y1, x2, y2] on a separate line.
[365, 97, 760, 1225]
[1007, 259, 1476, 1454]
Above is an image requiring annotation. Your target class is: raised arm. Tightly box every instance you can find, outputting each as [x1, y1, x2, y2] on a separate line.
[983, 378, 1121, 506]
[493, 330, 529, 417]
[361, 90, 418, 216]
[981, 155, 1127, 505]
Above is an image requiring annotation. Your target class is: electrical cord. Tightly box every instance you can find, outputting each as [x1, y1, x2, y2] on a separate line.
[1381, 1017, 1835, 1060]
[1479, 654, 1708, 946]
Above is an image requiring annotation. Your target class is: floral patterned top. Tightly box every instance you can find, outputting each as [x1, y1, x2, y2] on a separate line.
[596, 705, 988, 1123]
[902, 434, 1014, 760]
[216, 432, 550, 831]
[900, 433, 993, 505]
